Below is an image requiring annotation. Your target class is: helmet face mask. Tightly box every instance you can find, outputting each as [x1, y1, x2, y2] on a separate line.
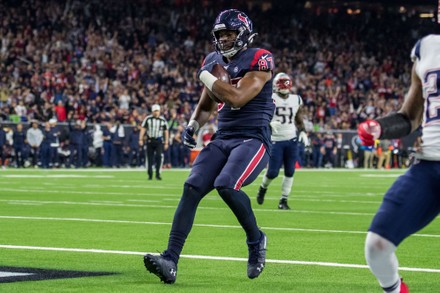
[273, 73, 292, 95]
[212, 9, 257, 58]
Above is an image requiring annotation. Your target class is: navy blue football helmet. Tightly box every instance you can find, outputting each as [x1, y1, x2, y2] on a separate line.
[212, 9, 257, 58]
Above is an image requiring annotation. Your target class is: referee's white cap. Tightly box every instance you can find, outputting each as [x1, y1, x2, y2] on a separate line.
[152, 104, 160, 112]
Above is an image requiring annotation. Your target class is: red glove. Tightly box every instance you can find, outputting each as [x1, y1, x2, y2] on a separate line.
[358, 120, 382, 146]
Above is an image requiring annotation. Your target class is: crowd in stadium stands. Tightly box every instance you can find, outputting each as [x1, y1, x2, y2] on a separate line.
[0, 0, 434, 168]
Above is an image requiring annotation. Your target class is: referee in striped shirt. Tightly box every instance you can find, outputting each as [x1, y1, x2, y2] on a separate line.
[139, 104, 169, 180]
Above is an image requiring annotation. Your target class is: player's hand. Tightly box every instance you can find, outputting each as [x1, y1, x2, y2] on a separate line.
[197, 60, 217, 79]
[183, 126, 196, 149]
[358, 120, 381, 146]
[298, 131, 310, 147]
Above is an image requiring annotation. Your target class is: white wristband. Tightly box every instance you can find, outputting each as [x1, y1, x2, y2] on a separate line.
[199, 70, 218, 92]
[188, 120, 200, 132]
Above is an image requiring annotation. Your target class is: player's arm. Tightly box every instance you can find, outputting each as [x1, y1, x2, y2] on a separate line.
[398, 62, 424, 131]
[188, 87, 218, 130]
[183, 87, 217, 149]
[210, 70, 272, 108]
[295, 104, 310, 147]
[294, 105, 306, 131]
[376, 62, 423, 138]
[358, 62, 423, 145]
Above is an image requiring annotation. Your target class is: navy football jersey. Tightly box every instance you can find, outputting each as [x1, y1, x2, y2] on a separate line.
[203, 48, 275, 150]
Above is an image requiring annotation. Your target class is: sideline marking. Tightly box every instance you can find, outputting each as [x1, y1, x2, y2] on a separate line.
[1, 244, 439, 273]
[0, 198, 376, 216]
[1, 215, 438, 238]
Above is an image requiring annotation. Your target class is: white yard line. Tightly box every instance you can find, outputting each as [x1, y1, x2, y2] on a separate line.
[0, 198, 376, 216]
[1, 215, 439, 238]
[0, 244, 438, 273]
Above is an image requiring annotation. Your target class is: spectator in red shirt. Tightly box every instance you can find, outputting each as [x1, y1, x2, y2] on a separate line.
[55, 101, 67, 122]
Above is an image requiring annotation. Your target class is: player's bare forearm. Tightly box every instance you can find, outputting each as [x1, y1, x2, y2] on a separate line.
[295, 106, 305, 130]
[191, 88, 217, 128]
[211, 71, 271, 108]
[399, 62, 424, 131]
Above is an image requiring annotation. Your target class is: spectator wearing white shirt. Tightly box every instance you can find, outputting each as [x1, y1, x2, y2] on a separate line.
[26, 120, 43, 167]
[93, 124, 104, 167]
[119, 88, 131, 111]
[15, 100, 27, 121]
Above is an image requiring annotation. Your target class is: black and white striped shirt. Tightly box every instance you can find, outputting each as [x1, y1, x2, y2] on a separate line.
[141, 115, 168, 139]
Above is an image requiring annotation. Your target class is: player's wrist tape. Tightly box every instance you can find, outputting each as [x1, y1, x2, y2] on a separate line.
[188, 120, 200, 132]
[377, 113, 412, 139]
[199, 71, 218, 92]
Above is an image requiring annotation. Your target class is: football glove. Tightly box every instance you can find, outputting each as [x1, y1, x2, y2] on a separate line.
[298, 131, 310, 147]
[183, 126, 196, 149]
[358, 120, 381, 146]
[197, 60, 217, 79]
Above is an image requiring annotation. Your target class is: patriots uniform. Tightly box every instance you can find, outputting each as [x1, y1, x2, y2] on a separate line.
[270, 93, 303, 141]
[411, 34, 440, 161]
[369, 36, 440, 246]
[266, 93, 302, 180]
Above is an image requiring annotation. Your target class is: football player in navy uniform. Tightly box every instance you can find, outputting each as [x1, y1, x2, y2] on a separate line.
[358, 35, 440, 293]
[144, 9, 274, 284]
[256, 72, 308, 210]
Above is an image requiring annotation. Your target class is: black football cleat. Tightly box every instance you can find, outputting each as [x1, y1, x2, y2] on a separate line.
[278, 198, 291, 210]
[247, 231, 267, 279]
[143, 254, 177, 284]
[256, 186, 267, 205]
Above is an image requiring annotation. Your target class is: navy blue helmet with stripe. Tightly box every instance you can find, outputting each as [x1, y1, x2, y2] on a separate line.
[212, 9, 257, 58]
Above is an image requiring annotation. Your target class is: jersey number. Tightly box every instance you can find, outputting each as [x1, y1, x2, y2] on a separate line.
[258, 56, 273, 71]
[424, 70, 440, 124]
[275, 106, 293, 124]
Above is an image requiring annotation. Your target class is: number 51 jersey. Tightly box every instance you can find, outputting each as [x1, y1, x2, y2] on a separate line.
[271, 93, 303, 142]
[411, 34, 440, 160]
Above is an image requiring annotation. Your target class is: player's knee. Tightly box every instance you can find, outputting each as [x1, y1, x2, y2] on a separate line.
[186, 171, 211, 192]
[266, 171, 278, 179]
[182, 183, 202, 198]
[365, 232, 395, 259]
[217, 187, 250, 205]
[284, 170, 295, 177]
[216, 187, 233, 201]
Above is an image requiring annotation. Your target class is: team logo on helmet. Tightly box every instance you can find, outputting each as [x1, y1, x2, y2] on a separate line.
[273, 72, 292, 95]
[237, 13, 250, 30]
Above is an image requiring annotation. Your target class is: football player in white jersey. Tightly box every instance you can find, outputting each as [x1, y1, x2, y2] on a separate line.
[256, 72, 309, 209]
[358, 35, 440, 293]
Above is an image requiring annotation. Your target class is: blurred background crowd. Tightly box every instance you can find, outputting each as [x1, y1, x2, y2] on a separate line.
[0, 0, 435, 169]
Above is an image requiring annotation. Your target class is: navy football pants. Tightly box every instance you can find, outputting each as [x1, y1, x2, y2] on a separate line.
[164, 138, 268, 263]
[266, 139, 298, 179]
[186, 138, 268, 193]
[369, 160, 440, 246]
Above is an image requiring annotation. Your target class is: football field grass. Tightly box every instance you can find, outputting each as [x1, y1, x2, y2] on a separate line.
[0, 168, 439, 292]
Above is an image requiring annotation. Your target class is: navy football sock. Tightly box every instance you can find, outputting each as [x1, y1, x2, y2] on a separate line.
[217, 187, 261, 242]
[165, 184, 203, 264]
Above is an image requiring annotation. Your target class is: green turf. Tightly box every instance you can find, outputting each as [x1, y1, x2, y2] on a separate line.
[0, 168, 439, 292]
